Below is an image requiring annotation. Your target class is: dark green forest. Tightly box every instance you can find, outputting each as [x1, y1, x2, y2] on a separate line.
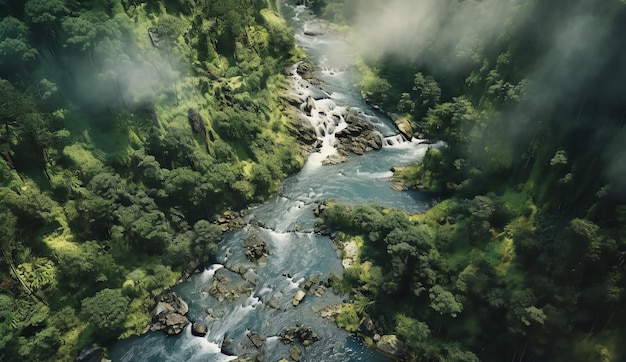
[0, 0, 303, 360]
[312, 0, 626, 361]
[1, 0, 625, 361]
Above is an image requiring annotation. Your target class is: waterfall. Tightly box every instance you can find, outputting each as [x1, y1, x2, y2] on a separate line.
[109, 2, 435, 361]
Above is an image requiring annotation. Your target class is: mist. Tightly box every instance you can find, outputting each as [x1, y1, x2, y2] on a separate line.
[350, 0, 527, 66]
[69, 35, 184, 114]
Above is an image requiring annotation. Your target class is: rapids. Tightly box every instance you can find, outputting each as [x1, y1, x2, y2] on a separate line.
[109, 3, 437, 361]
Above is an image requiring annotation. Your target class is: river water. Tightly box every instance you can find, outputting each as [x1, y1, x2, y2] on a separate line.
[109, 3, 435, 361]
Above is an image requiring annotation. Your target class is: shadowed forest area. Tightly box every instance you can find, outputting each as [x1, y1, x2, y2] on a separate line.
[311, 0, 626, 361]
[1, 0, 625, 361]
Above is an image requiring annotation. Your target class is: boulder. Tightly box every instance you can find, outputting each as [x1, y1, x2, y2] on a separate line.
[76, 344, 104, 362]
[392, 115, 414, 140]
[216, 210, 247, 232]
[375, 335, 404, 357]
[268, 292, 283, 310]
[280, 324, 320, 346]
[207, 267, 255, 302]
[149, 291, 190, 335]
[335, 112, 383, 156]
[191, 323, 208, 337]
[296, 61, 323, 85]
[359, 318, 376, 336]
[292, 290, 306, 306]
[289, 346, 303, 361]
[302, 275, 318, 291]
[221, 335, 236, 356]
[303, 95, 316, 116]
[248, 332, 266, 349]
[289, 114, 319, 145]
[282, 92, 304, 107]
[162, 313, 190, 335]
[244, 227, 270, 262]
[318, 304, 343, 320]
[321, 153, 348, 165]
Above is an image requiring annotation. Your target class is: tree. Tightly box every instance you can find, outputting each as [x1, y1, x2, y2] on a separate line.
[361, 76, 391, 105]
[0, 294, 14, 351]
[24, 0, 68, 26]
[81, 288, 129, 339]
[429, 285, 463, 318]
[62, 13, 98, 51]
[0, 17, 37, 70]
[192, 219, 222, 264]
[424, 97, 478, 146]
[413, 72, 441, 110]
[396, 314, 430, 350]
[397, 92, 415, 114]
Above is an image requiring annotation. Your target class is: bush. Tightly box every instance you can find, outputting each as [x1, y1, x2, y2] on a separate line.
[81, 288, 129, 339]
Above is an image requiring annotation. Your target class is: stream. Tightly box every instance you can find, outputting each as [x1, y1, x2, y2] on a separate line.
[109, 3, 435, 361]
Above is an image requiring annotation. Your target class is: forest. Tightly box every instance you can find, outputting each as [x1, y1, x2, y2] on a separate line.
[311, 0, 626, 361]
[1, 0, 625, 361]
[0, 0, 303, 360]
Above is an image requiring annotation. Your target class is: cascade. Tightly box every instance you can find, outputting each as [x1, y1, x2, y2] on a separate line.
[109, 2, 435, 361]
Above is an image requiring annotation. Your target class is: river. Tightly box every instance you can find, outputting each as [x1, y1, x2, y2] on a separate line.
[109, 3, 435, 361]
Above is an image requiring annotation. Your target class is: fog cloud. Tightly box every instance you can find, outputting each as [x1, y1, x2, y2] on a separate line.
[351, 0, 526, 66]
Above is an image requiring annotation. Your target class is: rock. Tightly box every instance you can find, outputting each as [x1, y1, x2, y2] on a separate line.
[280, 324, 320, 346]
[359, 318, 376, 336]
[373, 333, 381, 342]
[268, 292, 283, 310]
[289, 114, 319, 145]
[376, 335, 404, 357]
[303, 95, 316, 116]
[244, 227, 270, 263]
[207, 268, 255, 302]
[318, 304, 343, 320]
[296, 61, 323, 85]
[163, 313, 190, 335]
[321, 153, 348, 165]
[248, 332, 266, 348]
[187, 108, 206, 134]
[149, 291, 190, 335]
[76, 344, 104, 362]
[282, 92, 304, 107]
[191, 322, 208, 337]
[393, 115, 414, 140]
[292, 290, 306, 306]
[289, 346, 303, 361]
[390, 181, 406, 191]
[335, 112, 383, 157]
[303, 20, 328, 37]
[302, 275, 318, 291]
[221, 336, 236, 356]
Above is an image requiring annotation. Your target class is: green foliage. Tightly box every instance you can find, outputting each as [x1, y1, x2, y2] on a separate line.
[395, 314, 430, 350]
[0, 0, 302, 358]
[429, 285, 463, 318]
[0, 17, 37, 66]
[24, 0, 68, 25]
[360, 75, 391, 106]
[81, 288, 129, 339]
[0, 294, 14, 350]
[335, 304, 360, 332]
[413, 72, 441, 112]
